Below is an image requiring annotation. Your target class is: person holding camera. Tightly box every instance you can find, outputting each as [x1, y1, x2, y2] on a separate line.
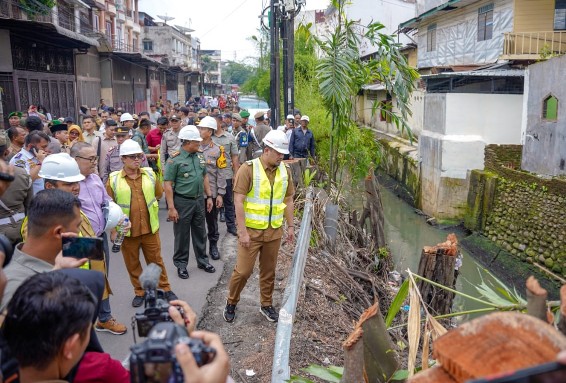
[0, 189, 87, 311]
[106, 139, 177, 307]
[9, 130, 50, 195]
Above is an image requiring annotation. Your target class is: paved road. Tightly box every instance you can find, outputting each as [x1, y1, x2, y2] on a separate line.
[96, 200, 231, 361]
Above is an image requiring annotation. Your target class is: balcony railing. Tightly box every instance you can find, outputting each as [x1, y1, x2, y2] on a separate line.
[112, 38, 139, 53]
[502, 31, 566, 59]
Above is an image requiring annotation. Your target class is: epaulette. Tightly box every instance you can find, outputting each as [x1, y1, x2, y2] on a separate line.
[170, 151, 180, 158]
[284, 162, 290, 168]
[246, 160, 253, 165]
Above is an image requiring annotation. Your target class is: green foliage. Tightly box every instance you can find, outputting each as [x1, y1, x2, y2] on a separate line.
[385, 278, 409, 327]
[222, 61, 254, 86]
[19, 0, 55, 16]
[303, 168, 318, 187]
[288, 365, 344, 383]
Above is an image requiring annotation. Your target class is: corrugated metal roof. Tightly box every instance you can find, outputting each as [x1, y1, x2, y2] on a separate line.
[422, 69, 525, 78]
[362, 83, 387, 91]
[400, 0, 483, 29]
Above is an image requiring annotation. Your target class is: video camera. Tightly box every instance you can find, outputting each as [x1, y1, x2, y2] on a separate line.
[130, 322, 216, 383]
[134, 264, 183, 338]
[130, 264, 216, 383]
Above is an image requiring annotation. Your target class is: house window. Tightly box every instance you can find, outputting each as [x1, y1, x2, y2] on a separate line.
[555, 0, 566, 30]
[379, 96, 393, 122]
[478, 4, 494, 41]
[106, 21, 112, 37]
[143, 40, 153, 51]
[543, 95, 558, 121]
[427, 24, 437, 52]
[93, 14, 99, 31]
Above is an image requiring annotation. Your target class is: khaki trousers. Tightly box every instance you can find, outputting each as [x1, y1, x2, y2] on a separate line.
[227, 236, 282, 306]
[121, 231, 171, 296]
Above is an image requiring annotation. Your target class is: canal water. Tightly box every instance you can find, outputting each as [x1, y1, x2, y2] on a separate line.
[379, 182, 506, 322]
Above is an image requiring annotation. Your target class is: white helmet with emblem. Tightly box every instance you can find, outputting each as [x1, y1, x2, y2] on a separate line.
[178, 125, 203, 141]
[197, 116, 217, 131]
[119, 139, 143, 156]
[104, 201, 125, 231]
[262, 129, 289, 155]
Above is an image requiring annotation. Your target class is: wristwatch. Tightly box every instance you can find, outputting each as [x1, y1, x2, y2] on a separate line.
[206, 196, 212, 199]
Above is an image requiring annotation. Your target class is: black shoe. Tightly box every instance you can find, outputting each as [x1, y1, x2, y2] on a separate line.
[132, 295, 145, 307]
[210, 242, 220, 260]
[260, 305, 279, 322]
[223, 303, 236, 323]
[219, 211, 226, 222]
[164, 291, 178, 302]
[227, 227, 238, 236]
[177, 267, 189, 279]
[197, 263, 216, 273]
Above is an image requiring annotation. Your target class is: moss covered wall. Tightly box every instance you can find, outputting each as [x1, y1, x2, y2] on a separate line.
[467, 144, 566, 277]
[378, 138, 421, 207]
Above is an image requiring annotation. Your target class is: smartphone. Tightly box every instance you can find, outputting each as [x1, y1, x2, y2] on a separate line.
[62, 237, 104, 261]
[467, 361, 566, 383]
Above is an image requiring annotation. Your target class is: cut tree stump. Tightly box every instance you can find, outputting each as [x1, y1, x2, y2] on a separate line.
[283, 158, 307, 188]
[416, 234, 460, 316]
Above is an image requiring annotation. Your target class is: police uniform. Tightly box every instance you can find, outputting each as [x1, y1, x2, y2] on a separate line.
[212, 131, 239, 233]
[164, 149, 212, 271]
[0, 166, 32, 244]
[200, 141, 226, 257]
[160, 127, 181, 171]
[9, 148, 43, 195]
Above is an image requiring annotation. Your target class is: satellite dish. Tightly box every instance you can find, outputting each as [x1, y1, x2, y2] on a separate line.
[157, 15, 175, 24]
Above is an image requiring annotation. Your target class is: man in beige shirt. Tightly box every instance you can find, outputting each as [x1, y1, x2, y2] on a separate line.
[95, 119, 118, 175]
[82, 116, 101, 145]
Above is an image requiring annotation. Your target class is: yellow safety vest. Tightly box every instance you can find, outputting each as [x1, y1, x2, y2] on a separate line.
[244, 158, 288, 229]
[109, 167, 159, 236]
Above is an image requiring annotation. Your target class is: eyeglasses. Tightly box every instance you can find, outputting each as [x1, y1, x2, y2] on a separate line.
[76, 155, 98, 163]
[124, 154, 144, 160]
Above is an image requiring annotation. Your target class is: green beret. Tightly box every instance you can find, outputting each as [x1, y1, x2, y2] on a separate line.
[8, 112, 22, 119]
[49, 120, 68, 134]
[239, 110, 250, 118]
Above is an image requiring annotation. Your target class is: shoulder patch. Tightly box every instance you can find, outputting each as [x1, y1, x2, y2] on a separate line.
[14, 159, 26, 168]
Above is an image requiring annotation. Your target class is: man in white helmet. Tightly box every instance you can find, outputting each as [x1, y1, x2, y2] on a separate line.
[197, 116, 226, 261]
[106, 139, 177, 307]
[164, 125, 216, 279]
[28, 152, 124, 334]
[224, 129, 295, 323]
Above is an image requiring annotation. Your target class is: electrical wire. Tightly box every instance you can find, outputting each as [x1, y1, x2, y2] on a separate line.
[199, 0, 253, 38]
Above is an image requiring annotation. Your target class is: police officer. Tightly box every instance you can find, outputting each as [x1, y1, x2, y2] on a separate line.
[0, 135, 32, 245]
[103, 125, 147, 183]
[164, 125, 216, 279]
[160, 114, 183, 171]
[197, 117, 226, 260]
[224, 129, 295, 323]
[9, 131, 50, 195]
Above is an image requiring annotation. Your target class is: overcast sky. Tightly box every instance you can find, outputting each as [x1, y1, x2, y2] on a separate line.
[139, 0, 329, 63]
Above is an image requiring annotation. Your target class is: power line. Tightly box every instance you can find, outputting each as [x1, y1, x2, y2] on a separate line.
[199, 0, 252, 38]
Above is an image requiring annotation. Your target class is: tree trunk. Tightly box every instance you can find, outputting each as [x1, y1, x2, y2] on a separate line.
[359, 171, 386, 249]
[283, 158, 306, 188]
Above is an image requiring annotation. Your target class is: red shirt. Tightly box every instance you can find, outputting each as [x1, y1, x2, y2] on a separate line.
[75, 351, 130, 383]
[146, 127, 163, 151]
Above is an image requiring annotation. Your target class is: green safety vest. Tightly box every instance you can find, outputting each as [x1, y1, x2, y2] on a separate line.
[109, 167, 159, 236]
[244, 158, 288, 229]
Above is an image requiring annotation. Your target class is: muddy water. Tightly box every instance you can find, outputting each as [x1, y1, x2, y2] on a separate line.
[380, 184, 503, 321]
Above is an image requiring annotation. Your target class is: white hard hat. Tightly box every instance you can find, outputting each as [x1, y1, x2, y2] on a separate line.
[39, 153, 85, 182]
[104, 201, 125, 231]
[120, 113, 134, 122]
[262, 129, 289, 155]
[178, 125, 203, 141]
[197, 116, 217, 130]
[300, 115, 310, 122]
[286, 114, 294, 120]
[119, 139, 143, 156]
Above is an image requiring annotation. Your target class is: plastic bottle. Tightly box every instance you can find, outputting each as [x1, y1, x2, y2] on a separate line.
[111, 217, 129, 253]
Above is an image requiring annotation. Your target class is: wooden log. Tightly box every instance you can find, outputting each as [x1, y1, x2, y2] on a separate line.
[526, 276, 548, 322]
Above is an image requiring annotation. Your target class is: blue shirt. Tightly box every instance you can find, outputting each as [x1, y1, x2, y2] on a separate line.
[289, 128, 315, 159]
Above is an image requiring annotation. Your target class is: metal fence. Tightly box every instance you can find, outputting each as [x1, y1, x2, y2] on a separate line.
[271, 188, 314, 383]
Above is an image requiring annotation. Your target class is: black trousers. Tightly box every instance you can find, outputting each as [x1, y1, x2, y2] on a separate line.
[205, 201, 220, 244]
[223, 179, 236, 231]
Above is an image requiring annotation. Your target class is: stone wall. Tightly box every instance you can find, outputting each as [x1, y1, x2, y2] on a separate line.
[466, 144, 566, 278]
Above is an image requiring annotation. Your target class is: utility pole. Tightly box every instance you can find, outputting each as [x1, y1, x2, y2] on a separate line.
[269, 0, 281, 129]
[282, 15, 295, 117]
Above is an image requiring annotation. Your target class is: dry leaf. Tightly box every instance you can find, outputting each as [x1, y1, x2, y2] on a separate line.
[428, 314, 448, 340]
[422, 329, 431, 371]
[407, 277, 421, 377]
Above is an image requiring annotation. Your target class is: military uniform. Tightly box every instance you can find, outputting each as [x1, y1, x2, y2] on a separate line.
[160, 128, 181, 171]
[212, 132, 239, 233]
[200, 141, 226, 255]
[164, 149, 212, 270]
[0, 166, 32, 244]
[9, 148, 43, 195]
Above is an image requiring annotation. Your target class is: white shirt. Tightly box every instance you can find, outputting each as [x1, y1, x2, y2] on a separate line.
[9, 148, 43, 195]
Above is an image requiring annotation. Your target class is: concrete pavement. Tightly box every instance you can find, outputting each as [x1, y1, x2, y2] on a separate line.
[96, 200, 231, 361]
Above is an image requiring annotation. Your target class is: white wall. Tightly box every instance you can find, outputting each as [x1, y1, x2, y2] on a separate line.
[445, 93, 523, 144]
[346, 0, 416, 56]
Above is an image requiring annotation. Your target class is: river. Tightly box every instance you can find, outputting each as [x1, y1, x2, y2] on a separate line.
[379, 181, 507, 322]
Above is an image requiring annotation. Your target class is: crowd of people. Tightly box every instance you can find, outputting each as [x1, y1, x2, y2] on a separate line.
[0, 95, 315, 382]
